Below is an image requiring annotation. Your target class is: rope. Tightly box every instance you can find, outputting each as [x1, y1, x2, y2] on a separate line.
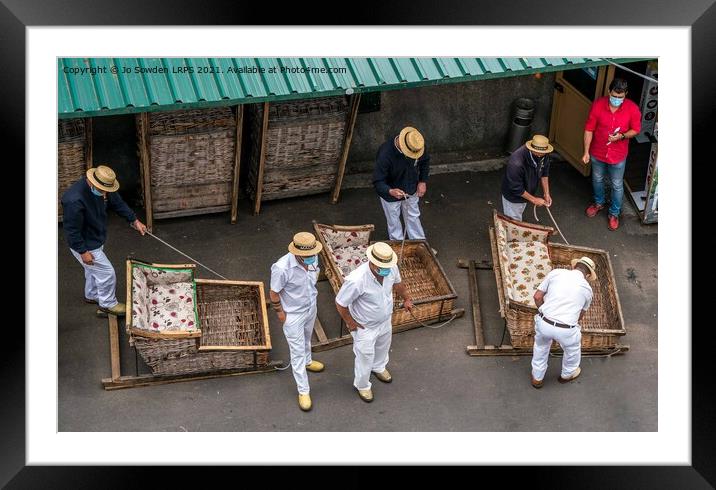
[407, 307, 458, 329]
[599, 59, 658, 84]
[397, 190, 415, 264]
[533, 204, 570, 245]
[145, 230, 229, 280]
[549, 346, 625, 358]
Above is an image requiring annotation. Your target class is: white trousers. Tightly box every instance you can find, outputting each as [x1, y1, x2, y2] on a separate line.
[531, 315, 582, 381]
[70, 246, 118, 308]
[283, 305, 317, 395]
[380, 196, 426, 240]
[501, 195, 527, 221]
[351, 317, 392, 391]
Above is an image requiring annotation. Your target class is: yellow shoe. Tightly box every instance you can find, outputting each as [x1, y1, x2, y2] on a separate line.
[298, 394, 312, 411]
[99, 302, 126, 317]
[373, 369, 392, 383]
[356, 388, 373, 403]
[306, 360, 325, 373]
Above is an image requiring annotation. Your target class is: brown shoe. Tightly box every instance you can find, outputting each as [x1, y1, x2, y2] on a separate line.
[531, 376, 543, 389]
[558, 367, 582, 384]
[585, 203, 605, 218]
[84, 297, 98, 304]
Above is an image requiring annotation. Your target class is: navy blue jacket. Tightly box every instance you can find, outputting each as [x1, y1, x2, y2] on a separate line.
[61, 178, 137, 253]
[372, 138, 430, 202]
[501, 145, 551, 203]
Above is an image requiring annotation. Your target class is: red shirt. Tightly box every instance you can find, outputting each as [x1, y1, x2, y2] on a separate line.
[585, 96, 642, 164]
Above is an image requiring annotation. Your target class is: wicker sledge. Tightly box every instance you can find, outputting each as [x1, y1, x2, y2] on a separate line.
[136, 107, 240, 227]
[313, 222, 461, 349]
[489, 210, 626, 350]
[246, 97, 350, 212]
[125, 259, 272, 377]
[58, 118, 92, 221]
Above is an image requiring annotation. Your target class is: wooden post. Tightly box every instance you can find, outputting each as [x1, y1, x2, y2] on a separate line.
[312, 316, 329, 343]
[85, 117, 93, 169]
[108, 314, 121, 381]
[139, 112, 154, 231]
[253, 102, 270, 215]
[468, 260, 485, 348]
[230, 105, 244, 224]
[331, 93, 361, 204]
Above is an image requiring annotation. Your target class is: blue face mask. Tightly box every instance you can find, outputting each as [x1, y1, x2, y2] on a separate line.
[91, 187, 104, 197]
[377, 267, 391, 277]
[609, 96, 624, 107]
[302, 255, 317, 266]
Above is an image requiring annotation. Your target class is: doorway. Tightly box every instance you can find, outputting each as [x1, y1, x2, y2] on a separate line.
[548, 65, 608, 176]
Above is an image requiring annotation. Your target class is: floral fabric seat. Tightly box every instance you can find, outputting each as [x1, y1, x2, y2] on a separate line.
[131, 264, 200, 334]
[316, 226, 372, 278]
[494, 213, 553, 307]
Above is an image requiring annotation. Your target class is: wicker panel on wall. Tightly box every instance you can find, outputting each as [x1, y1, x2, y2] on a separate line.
[58, 119, 90, 220]
[247, 97, 348, 203]
[137, 107, 237, 217]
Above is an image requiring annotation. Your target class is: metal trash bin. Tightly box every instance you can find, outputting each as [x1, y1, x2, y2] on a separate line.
[505, 98, 535, 154]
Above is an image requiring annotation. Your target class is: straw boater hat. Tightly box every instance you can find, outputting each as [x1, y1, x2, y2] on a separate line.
[288, 232, 322, 256]
[571, 256, 597, 281]
[525, 134, 554, 154]
[366, 242, 398, 268]
[86, 165, 120, 192]
[397, 126, 425, 159]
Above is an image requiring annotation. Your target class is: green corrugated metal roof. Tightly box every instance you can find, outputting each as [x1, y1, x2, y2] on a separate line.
[58, 57, 651, 119]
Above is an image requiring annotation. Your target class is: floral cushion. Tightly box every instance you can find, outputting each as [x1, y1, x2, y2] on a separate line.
[321, 228, 371, 250]
[505, 241, 552, 305]
[332, 244, 369, 277]
[494, 213, 553, 307]
[131, 264, 199, 334]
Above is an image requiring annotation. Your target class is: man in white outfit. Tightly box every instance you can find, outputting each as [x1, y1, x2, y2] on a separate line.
[373, 126, 430, 243]
[530, 257, 596, 388]
[270, 232, 326, 412]
[335, 242, 414, 403]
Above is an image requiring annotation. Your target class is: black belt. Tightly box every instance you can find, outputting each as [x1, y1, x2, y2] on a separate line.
[538, 311, 576, 329]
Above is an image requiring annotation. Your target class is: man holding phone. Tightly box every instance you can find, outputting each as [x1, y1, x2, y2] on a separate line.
[582, 78, 642, 231]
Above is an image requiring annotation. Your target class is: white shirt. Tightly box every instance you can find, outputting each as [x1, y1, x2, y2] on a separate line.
[335, 262, 402, 329]
[270, 253, 319, 314]
[536, 268, 593, 326]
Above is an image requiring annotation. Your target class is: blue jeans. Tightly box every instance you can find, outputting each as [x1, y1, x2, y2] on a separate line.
[591, 156, 626, 217]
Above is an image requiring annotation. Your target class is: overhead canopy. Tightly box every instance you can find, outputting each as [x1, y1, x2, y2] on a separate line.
[58, 57, 651, 119]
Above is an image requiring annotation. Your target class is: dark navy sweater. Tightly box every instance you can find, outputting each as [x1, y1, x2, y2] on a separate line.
[501, 145, 551, 203]
[61, 178, 137, 253]
[372, 138, 430, 202]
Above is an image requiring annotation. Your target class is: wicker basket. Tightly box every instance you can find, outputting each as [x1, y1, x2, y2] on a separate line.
[247, 97, 349, 202]
[489, 211, 626, 350]
[58, 118, 91, 220]
[137, 108, 237, 218]
[127, 260, 272, 377]
[314, 223, 457, 329]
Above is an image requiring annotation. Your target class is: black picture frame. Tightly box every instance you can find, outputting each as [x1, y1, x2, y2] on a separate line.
[5, 0, 711, 486]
